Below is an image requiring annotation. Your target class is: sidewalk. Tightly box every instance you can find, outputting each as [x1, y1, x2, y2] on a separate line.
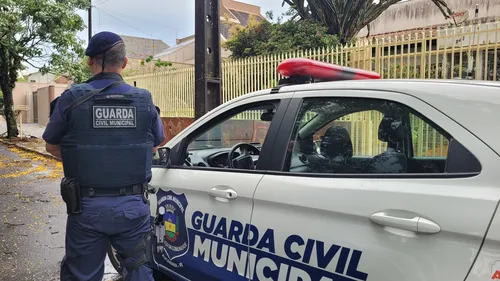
[0, 116, 57, 159]
[0, 116, 46, 139]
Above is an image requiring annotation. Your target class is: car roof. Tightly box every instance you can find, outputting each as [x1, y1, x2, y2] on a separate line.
[268, 79, 500, 156]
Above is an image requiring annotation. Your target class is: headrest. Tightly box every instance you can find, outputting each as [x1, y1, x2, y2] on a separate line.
[320, 126, 353, 159]
[378, 116, 405, 143]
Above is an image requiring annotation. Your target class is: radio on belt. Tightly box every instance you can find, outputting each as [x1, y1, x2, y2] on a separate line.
[276, 58, 381, 86]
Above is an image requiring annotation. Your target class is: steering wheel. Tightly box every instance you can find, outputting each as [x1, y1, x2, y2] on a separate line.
[227, 143, 260, 169]
[184, 154, 192, 167]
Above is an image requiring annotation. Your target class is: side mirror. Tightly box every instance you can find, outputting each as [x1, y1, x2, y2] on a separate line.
[156, 147, 171, 167]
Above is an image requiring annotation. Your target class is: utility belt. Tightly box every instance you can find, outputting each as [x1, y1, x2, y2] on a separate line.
[60, 177, 154, 215]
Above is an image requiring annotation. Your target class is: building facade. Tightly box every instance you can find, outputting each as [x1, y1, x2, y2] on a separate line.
[357, 0, 500, 37]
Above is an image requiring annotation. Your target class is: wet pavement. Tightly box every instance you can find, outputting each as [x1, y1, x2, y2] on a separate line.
[0, 143, 120, 281]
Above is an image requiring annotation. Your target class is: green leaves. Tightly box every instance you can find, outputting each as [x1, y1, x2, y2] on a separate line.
[0, 0, 89, 137]
[141, 55, 172, 69]
[283, 0, 454, 44]
[224, 17, 340, 59]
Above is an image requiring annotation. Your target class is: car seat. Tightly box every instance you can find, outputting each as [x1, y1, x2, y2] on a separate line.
[307, 126, 355, 173]
[366, 116, 408, 173]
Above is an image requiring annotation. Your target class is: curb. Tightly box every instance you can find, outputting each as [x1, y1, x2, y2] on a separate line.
[0, 139, 61, 161]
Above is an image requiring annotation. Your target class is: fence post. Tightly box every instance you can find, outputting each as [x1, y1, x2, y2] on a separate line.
[420, 31, 427, 79]
[374, 38, 381, 74]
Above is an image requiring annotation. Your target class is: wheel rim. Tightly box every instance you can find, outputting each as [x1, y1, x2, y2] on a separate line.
[108, 245, 124, 273]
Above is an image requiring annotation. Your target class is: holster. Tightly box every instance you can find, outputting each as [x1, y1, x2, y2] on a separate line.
[60, 177, 83, 215]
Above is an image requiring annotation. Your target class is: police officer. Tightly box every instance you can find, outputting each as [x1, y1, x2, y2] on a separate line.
[42, 31, 165, 281]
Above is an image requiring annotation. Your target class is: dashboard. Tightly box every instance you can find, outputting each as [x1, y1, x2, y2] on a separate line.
[185, 147, 260, 168]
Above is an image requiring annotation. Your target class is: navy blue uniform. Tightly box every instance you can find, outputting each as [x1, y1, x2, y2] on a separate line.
[43, 32, 165, 281]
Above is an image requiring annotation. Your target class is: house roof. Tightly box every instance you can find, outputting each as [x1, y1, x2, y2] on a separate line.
[119, 35, 170, 59]
[153, 34, 229, 59]
[153, 37, 196, 59]
[221, 22, 231, 39]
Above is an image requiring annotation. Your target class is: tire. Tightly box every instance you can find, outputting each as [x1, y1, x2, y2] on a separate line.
[107, 244, 172, 281]
[107, 244, 124, 275]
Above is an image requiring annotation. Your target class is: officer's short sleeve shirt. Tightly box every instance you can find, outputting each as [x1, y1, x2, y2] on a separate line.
[42, 73, 166, 147]
[42, 90, 73, 145]
[150, 98, 166, 147]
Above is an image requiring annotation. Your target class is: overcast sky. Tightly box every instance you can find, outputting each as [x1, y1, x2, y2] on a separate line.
[80, 0, 288, 46]
[23, 0, 287, 73]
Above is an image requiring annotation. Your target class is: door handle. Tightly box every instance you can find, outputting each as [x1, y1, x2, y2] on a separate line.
[209, 186, 238, 201]
[370, 210, 441, 234]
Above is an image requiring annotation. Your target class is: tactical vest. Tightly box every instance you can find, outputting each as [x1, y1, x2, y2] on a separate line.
[60, 82, 154, 189]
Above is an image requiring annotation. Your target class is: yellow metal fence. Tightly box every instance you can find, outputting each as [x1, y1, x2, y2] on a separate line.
[124, 21, 500, 157]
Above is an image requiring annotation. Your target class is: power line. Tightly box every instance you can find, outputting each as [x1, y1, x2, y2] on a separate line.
[97, 7, 180, 34]
[94, 0, 112, 6]
[93, 6, 175, 45]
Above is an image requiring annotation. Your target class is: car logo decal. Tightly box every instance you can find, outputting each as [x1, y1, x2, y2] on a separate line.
[157, 189, 189, 261]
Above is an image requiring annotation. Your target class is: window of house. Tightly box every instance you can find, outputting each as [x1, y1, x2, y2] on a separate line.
[285, 97, 473, 175]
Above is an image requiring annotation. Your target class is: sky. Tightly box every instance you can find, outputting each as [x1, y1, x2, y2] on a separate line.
[83, 0, 287, 51]
[24, 0, 287, 74]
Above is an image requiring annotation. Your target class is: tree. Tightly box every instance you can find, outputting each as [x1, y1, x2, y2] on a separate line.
[52, 57, 93, 84]
[223, 13, 340, 59]
[282, 0, 454, 44]
[0, 0, 88, 138]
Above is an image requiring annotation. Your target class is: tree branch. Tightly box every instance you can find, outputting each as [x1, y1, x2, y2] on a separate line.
[22, 59, 43, 70]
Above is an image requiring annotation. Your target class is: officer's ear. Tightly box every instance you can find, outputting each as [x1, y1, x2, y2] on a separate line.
[87, 57, 93, 67]
[121, 57, 128, 69]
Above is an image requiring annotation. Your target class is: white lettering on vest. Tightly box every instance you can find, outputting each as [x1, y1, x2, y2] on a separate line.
[92, 106, 137, 128]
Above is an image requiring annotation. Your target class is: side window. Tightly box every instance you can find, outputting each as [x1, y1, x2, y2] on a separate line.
[180, 102, 277, 170]
[410, 113, 449, 158]
[311, 110, 387, 157]
[285, 97, 479, 175]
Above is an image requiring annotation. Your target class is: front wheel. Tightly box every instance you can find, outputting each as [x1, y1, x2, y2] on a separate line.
[107, 244, 172, 280]
[107, 244, 124, 275]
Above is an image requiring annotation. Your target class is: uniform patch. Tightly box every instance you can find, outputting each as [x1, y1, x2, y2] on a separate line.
[157, 189, 189, 261]
[93, 106, 136, 128]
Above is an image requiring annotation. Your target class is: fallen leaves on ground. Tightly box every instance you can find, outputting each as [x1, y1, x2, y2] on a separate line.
[0, 146, 63, 180]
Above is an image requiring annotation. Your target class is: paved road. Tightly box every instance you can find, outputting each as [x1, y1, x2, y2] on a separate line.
[0, 143, 120, 281]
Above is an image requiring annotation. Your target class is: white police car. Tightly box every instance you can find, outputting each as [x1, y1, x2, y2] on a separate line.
[110, 58, 500, 281]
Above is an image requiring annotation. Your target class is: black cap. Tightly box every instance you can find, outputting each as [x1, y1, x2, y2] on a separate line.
[85, 31, 124, 57]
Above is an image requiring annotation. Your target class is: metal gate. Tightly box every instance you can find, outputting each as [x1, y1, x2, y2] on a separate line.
[33, 92, 38, 123]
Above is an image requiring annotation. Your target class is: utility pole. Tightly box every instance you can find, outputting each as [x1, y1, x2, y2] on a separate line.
[88, 1, 92, 41]
[194, 0, 221, 120]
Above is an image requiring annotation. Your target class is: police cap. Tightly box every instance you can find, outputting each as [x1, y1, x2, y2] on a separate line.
[85, 31, 124, 57]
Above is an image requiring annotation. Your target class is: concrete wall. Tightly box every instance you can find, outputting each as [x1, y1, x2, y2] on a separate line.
[358, 0, 500, 37]
[35, 85, 67, 126]
[123, 58, 194, 76]
[36, 87, 51, 126]
[12, 82, 55, 123]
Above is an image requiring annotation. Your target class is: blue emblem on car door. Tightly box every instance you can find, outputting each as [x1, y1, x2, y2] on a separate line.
[156, 189, 190, 261]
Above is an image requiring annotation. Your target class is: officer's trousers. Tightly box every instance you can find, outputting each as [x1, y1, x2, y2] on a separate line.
[60, 194, 154, 281]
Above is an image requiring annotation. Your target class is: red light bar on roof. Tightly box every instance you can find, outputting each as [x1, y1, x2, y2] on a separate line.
[277, 58, 381, 82]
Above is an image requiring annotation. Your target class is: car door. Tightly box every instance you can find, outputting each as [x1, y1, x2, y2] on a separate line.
[248, 89, 500, 281]
[149, 95, 290, 281]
